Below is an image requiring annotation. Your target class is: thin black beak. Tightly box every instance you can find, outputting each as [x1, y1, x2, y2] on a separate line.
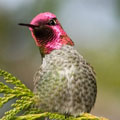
[18, 23, 39, 29]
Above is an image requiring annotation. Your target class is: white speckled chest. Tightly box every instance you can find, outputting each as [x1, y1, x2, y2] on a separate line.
[33, 45, 97, 116]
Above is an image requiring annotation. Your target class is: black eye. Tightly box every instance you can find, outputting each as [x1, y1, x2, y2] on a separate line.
[48, 19, 56, 26]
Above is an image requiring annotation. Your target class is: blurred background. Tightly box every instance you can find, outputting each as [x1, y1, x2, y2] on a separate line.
[0, 0, 120, 119]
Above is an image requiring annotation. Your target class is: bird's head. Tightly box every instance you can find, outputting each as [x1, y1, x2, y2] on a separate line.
[19, 12, 74, 56]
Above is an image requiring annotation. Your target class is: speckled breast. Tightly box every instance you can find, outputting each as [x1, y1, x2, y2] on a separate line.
[33, 45, 97, 116]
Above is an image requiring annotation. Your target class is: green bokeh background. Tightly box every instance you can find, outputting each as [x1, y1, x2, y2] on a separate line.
[0, 0, 120, 119]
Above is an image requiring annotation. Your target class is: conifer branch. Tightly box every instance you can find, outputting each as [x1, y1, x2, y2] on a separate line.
[0, 69, 34, 120]
[14, 113, 109, 120]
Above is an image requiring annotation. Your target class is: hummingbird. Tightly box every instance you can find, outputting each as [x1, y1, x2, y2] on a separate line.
[19, 12, 97, 117]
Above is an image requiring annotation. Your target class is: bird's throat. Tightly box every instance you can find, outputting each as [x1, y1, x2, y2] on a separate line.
[33, 26, 56, 45]
[32, 26, 74, 56]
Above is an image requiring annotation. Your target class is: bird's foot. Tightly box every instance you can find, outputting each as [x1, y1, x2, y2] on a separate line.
[64, 112, 70, 118]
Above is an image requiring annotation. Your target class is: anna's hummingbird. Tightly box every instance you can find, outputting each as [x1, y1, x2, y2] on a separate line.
[19, 12, 97, 117]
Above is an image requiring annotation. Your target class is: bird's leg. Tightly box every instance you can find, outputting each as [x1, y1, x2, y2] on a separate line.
[64, 112, 70, 119]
